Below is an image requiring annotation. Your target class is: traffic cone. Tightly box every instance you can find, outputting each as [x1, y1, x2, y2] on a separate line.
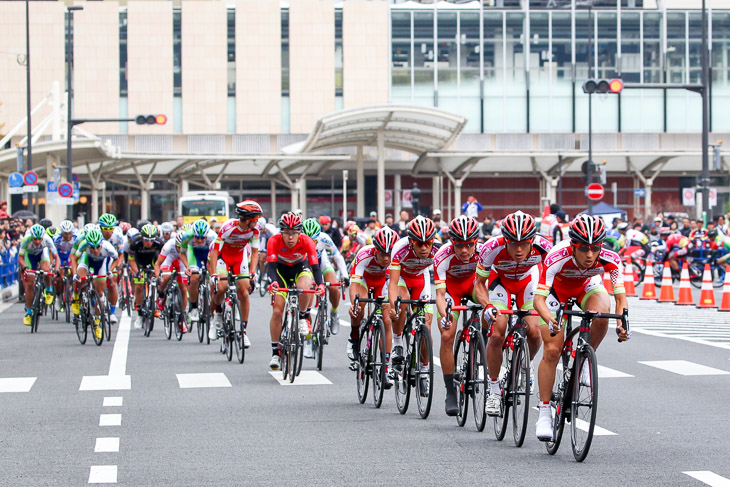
[623, 258, 637, 297]
[676, 262, 694, 305]
[697, 263, 717, 308]
[604, 272, 614, 296]
[719, 266, 730, 311]
[657, 264, 676, 303]
[640, 260, 657, 300]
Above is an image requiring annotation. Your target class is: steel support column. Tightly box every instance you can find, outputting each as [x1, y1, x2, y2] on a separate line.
[377, 131, 385, 222]
[356, 146, 365, 218]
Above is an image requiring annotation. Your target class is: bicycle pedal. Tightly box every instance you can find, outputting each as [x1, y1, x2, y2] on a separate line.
[348, 362, 357, 372]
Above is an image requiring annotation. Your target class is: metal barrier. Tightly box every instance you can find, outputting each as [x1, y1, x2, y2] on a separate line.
[0, 252, 18, 289]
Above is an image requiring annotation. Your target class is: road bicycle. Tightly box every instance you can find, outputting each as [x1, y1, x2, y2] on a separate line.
[257, 263, 271, 298]
[351, 290, 388, 408]
[74, 275, 107, 346]
[138, 268, 157, 338]
[213, 274, 245, 364]
[310, 281, 345, 371]
[161, 269, 186, 341]
[192, 267, 211, 344]
[118, 264, 134, 317]
[272, 285, 317, 384]
[24, 269, 50, 333]
[545, 298, 629, 462]
[392, 297, 436, 419]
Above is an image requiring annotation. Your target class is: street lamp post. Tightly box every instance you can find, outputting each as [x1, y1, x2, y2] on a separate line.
[25, 0, 32, 212]
[65, 5, 83, 219]
[700, 0, 710, 218]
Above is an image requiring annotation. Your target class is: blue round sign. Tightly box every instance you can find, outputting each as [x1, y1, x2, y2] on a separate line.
[23, 171, 38, 186]
[58, 182, 73, 198]
[9, 172, 23, 188]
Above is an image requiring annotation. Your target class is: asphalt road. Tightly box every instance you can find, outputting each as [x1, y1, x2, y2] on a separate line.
[1, 293, 729, 486]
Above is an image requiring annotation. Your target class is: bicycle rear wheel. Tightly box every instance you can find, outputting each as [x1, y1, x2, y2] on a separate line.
[493, 346, 510, 441]
[571, 345, 598, 462]
[64, 278, 72, 323]
[414, 326, 433, 419]
[289, 313, 300, 383]
[281, 315, 290, 381]
[453, 334, 469, 427]
[76, 305, 88, 345]
[174, 288, 184, 341]
[91, 290, 104, 346]
[546, 360, 568, 455]
[471, 331, 488, 432]
[511, 338, 531, 447]
[371, 319, 386, 409]
[355, 328, 370, 404]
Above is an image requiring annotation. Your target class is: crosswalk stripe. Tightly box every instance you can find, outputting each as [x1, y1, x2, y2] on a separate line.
[0, 377, 37, 393]
[176, 373, 231, 389]
[597, 365, 634, 378]
[684, 471, 730, 487]
[268, 370, 332, 386]
[88, 465, 117, 484]
[531, 407, 616, 435]
[638, 360, 730, 376]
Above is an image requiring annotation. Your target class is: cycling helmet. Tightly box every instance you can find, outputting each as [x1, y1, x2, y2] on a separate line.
[708, 228, 719, 239]
[29, 224, 45, 239]
[99, 213, 118, 228]
[39, 218, 52, 229]
[160, 222, 174, 234]
[83, 223, 97, 235]
[141, 224, 159, 239]
[344, 220, 356, 233]
[46, 226, 58, 238]
[501, 211, 538, 242]
[85, 228, 104, 247]
[192, 219, 210, 238]
[175, 232, 184, 247]
[373, 227, 398, 254]
[318, 215, 331, 225]
[448, 215, 480, 242]
[302, 218, 321, 239]
[137, 219, 150, 231]
[182, 223, 192, 234]
[120, 222, 131, 233]
[59, 220, 75, 234]
[348, 224, 360, 236]
[569, 214, 606, 245]
[617, 222, 629, 232]
[235, 200, 263, 219]
[294, 208, 303, 216]
[279, 212, 303, 231]
[406, 216, 438, 242]
[658, 226, 672, 237]
[258, 217, 267, 227]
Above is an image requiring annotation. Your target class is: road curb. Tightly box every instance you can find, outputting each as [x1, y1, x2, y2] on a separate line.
[2, 285, 19, 303]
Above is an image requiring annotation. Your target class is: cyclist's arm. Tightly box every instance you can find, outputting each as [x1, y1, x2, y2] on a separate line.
[474, 268, 491, 308]
[267, 261, 278, 284]
[154, 253, 164, 279]
[388, 266, 401, 309]
[332, 251, 348, 278]
[533, 293, 555, 328]
[249, 246, 259, 277]
[53, 251, 61, 271]
[435, 286, 448, 320]
[128, 255, 139, 276]
[179, 249, 189, 270]
[207, 245, 219, 277]
[311, 263, 323, 286]
[18, 254, 25, 271]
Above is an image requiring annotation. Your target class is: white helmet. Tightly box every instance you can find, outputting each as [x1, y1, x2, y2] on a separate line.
[258, 217, 267, 227]
[160, 222, 174, 234]
[294, 209, 303, 216]
[60, 220, 75, 234]
[83, 223, 98, 235]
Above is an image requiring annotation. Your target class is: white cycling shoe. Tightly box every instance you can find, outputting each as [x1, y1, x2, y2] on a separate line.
[536, 413, 554, 442]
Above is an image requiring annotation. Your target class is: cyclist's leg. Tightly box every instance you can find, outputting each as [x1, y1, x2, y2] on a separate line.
[269, 270, 292, 360]
[392, 277, 410, 336]
[519, 266, 543, 360]
[187, 246, 201, 306]
[174, 260, 188, 311]
[295, 270, 314, 312]
[348, 279, 368, 334]
[211, 257, 229, 308]
[234, 246, 251, 325]
[420, 268, 433, 330]
[23, 253, 41, 310]
[537, 289, 564, 404]
[39, 248, 52, 291]
[579, 275, 611, 351]
[437, 290, 460, 375]
[107, 264, 119, 312]
[485, 274, 509, 382]
[380, 280, 392, 357]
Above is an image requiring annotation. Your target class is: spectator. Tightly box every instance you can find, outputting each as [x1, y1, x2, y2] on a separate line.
[384, 213, 399, 234]
[363, 218, 379, 241]
[480, 215, 494, 240]
[176, 215, 184, 228]
[398, 209, 410, 236]
[552, 210, 569, 243]
[461, 195, 482, 218]
[432, 209, 442, 227]
[680, 217, 692, 237]
[319, 215, 342, 250]
[367, 211, 382, 229]
[0, 201, 9, 219]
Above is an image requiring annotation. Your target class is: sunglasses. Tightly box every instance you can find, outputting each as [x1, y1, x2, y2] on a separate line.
[100, 226, 114, 231]
[506, 239, 533, 247]
[143, 237, 155, 242]
[413, 239, 434, 248]
[282, 230, 300, 236]
[573, 243, 602, 253]
[454, 241, 476, 250]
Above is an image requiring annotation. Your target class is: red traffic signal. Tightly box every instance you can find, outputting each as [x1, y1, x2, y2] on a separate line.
[608, 79, 623, 93]
[135, 114, 167, 125]
[582, 79, 623, 94]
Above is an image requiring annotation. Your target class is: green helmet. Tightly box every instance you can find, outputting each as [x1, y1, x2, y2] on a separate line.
[30, 224, 45, 239]
[141, 224, 158, 239]
[85, 228, 104, 247]
[192, 219, 210, 238]
[181, 223, 192, 234]
[99, 213, 118, 228]
[302, 218, 321, 239]
[46, 227, 58, 238]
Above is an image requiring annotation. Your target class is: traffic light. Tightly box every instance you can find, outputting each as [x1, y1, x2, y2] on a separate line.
[135, 114, 167, 125]
[581, 159, 607, 184]
[582, 79, 623, 94]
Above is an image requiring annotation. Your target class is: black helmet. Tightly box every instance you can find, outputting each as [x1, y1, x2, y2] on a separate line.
[39, 218, 53, 229]
[137, 219, 150, 231]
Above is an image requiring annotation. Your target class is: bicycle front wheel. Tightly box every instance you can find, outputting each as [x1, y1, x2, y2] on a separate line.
[453, 334, 469, 427]
[371, 319, 387, 409]
[511, 338, 531, 447]
[258, 275, 268, 297]
[414, 326, 433, 419]
[173, 288, 184, 341]
[315, 306, 326, 371]
[546, 361, 568, 455]
[76, 308, 88, 345]
[570, 345, 598, 462]
[289, 313, 300, 383]
[471, 331, 488, 432]
[493, 346, 510, 441]
[91, 291, 104, 346]
[355, 329, 370, 404]
[232, 299, 244, 364]
[280, 314, 290, 381]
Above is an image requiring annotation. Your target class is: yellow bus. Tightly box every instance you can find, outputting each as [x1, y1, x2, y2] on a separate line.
[178, 191, 232, 225]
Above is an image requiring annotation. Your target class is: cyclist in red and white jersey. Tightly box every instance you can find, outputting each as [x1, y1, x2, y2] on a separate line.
[207, 200, 262, 346]
[474, 211, 552, 416]
[434, 216, 482, 417]
[533, 214, 630, 441]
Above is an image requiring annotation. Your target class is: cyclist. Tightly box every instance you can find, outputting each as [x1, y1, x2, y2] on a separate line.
[302, 218, 350, 336]
[266, 212, 324, 370]
[74, 228, 118, 339]
[348, 227, 398, 374]
[127, 224, 164, 329]
[533, 214, 630, 441]
[179, 219, 217, 322]
[207, 200, 262, 345]
[709, 228, 730, 266]
[618, 222, 650, 261]
[99, 213, 126, 324]
[664, 227, 692, 273]
[474, 211, 551, 416]
[257, 216, 278, 284]
[434, 215, 482, 416]
[159, 222, 174, 243]
[18, 224, 60, 326]
[389, 216, 438, 394]
[46, 226, 58, 239]
[155, 232, 190, 332]
[52, 220, 79, 312]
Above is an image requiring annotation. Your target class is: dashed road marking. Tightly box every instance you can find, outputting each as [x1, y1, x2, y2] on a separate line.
[88, 465, 117, 484]
[683, 471, 730, 486]
[638, 360, 730, 376]
[340, 319, 350, 328]
[176, 373, 231, 389]
[102, 397, 123, 407]
[80, 315, 132, 391]
[597, 365, 634, 378]
[99, 414, 122, 427]
[269, 370, 332, 385]
[94, 438, 120, 453]
[0, 377, 37, 393]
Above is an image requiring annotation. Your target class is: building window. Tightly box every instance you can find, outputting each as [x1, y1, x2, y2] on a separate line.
[227, 8, 236, 133]
[413, 11, 434, 107]
[436, 11, 458, 112]
[460, 12, 481, 132]
[391, 11, 412, 104]
[119, 10, 128, 97]
[281, 9, 290, 133]
[335, 9, 343, 99]
[173, 8, 182, 97]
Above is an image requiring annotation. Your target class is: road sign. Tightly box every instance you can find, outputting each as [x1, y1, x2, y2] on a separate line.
[47, 181, 57, 192]
[23, 170, 38, 186]
[73, 181, 80, 203]
[9, 172, 23, 188]
[586, 183, 604, 201]
[22, 185, 39, 193]
[9, 187, 24, 194]
[72, 173, 78, 183]
[634, 188, 646, 198]
[58, 182, 73, 198]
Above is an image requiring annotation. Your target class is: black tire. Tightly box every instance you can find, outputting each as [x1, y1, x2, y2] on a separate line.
[631, 261, 645, 286]
[200, 283, 210, 345]
[453, 334, 469, 427]
[280, 313, 290, 381]
[571, 345, 598, 462]
[546, 361, 568, 455]
[104, 295, 112, 342]
[355, 327, 370, 404]
[64, 277, 71, 323]
[289, 312, 300, 383]
[258, 275, 268, 297]
[315, 307, 326, 371]
[414, 325, 434, 419]
[493, 346, 510, 441]
[224, 309, 233, 362]
[174, 288, 184, 341]
[197, 316, 205, 343]
[511, 338, 531, 447]
[76, 310, 88, 345]
[30, 282, 42, 334]
[471, 331, 488, 432]
[91, 290, 104, 346]
[163, 292, 173, 340]
[689, 261, 704, 289]
[125, 275, 133, 317]
[232, 299, 244, 364]
[371, 319, 386, 409]
[394, 330, 412, 415]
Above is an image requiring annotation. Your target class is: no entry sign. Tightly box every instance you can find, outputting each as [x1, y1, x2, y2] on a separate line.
[586, 183, 604, 201]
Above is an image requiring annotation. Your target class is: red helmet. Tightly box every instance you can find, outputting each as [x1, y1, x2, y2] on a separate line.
[501, 211, 537, 242]
[236, 200, 263, 219]
[569, 214, 606, 245]
[406, 216, 437, 242]
[448, 215, 479, 242]
[279, 212, 303, 231]
[318, 215, 331, 225]
[120, 222, 131, 233]
[372, 227, 398, 253]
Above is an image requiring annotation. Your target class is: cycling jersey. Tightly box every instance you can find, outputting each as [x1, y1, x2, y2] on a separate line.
[53, 232, 79, 265]
[390, 237, 436, 279]
[179, 228, 217, 272]
[127, 235, 164, 268]
[625, 229, 649, 246]
[433, 241, 482, 302]
[160, 239, 184, 270]
[215, 219, 260, 258]
[77, 240, 118, 278]
[476, 234, 552, 282]
[104, 227, 127, 254]
[350, 244, 389, 296]
[313, 232, 348, 276]
[712, 234, 730, 251]
[266, 233, 323, 287]
[19, 234, 58, 271]
[666, 233, 691, 258]
[258, 222, 278, 251]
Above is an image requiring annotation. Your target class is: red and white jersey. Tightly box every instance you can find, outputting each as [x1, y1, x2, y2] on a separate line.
[389, 237, 437, 279]
[433, 241, 482, 290]
[350, 244, 389, 286]
[476, 234, 552, 282]
[266, 233, 319, 267]
[214, 219, 260, 259]
[536, 239, 625, 296]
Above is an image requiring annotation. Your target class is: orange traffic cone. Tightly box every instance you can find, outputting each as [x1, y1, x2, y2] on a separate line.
[604, 272, 614, 296]
[640, 260, 657, 300]
[657, 264, 676, 303]
[697, 263, 717, 308]
[623, 258, 637, 297]
[676, 262, 694, 305]
[719, 266, 730, 311]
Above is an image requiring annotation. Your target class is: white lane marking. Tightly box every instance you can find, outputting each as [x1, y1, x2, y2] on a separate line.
[0, 300, 15, 314]
[684, 471, 730, 486]
[340, 319, 351, 328]
[638, 360, 730, 376]
[80, 314, 132, 391]
[94, 438, 120, 453]
[269, 370, 332, 385]
[632, 328, 730, 351]
[103, 397, 123, 407]
[0, 377, 37, 393]
[99, 414, 122, 426]
[531, 407, 617, 436]
[88, 465, 117, 484]
[597, 365, 634, 378]
[433, 357, 442, 368]
[177, 373, 231, 389]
